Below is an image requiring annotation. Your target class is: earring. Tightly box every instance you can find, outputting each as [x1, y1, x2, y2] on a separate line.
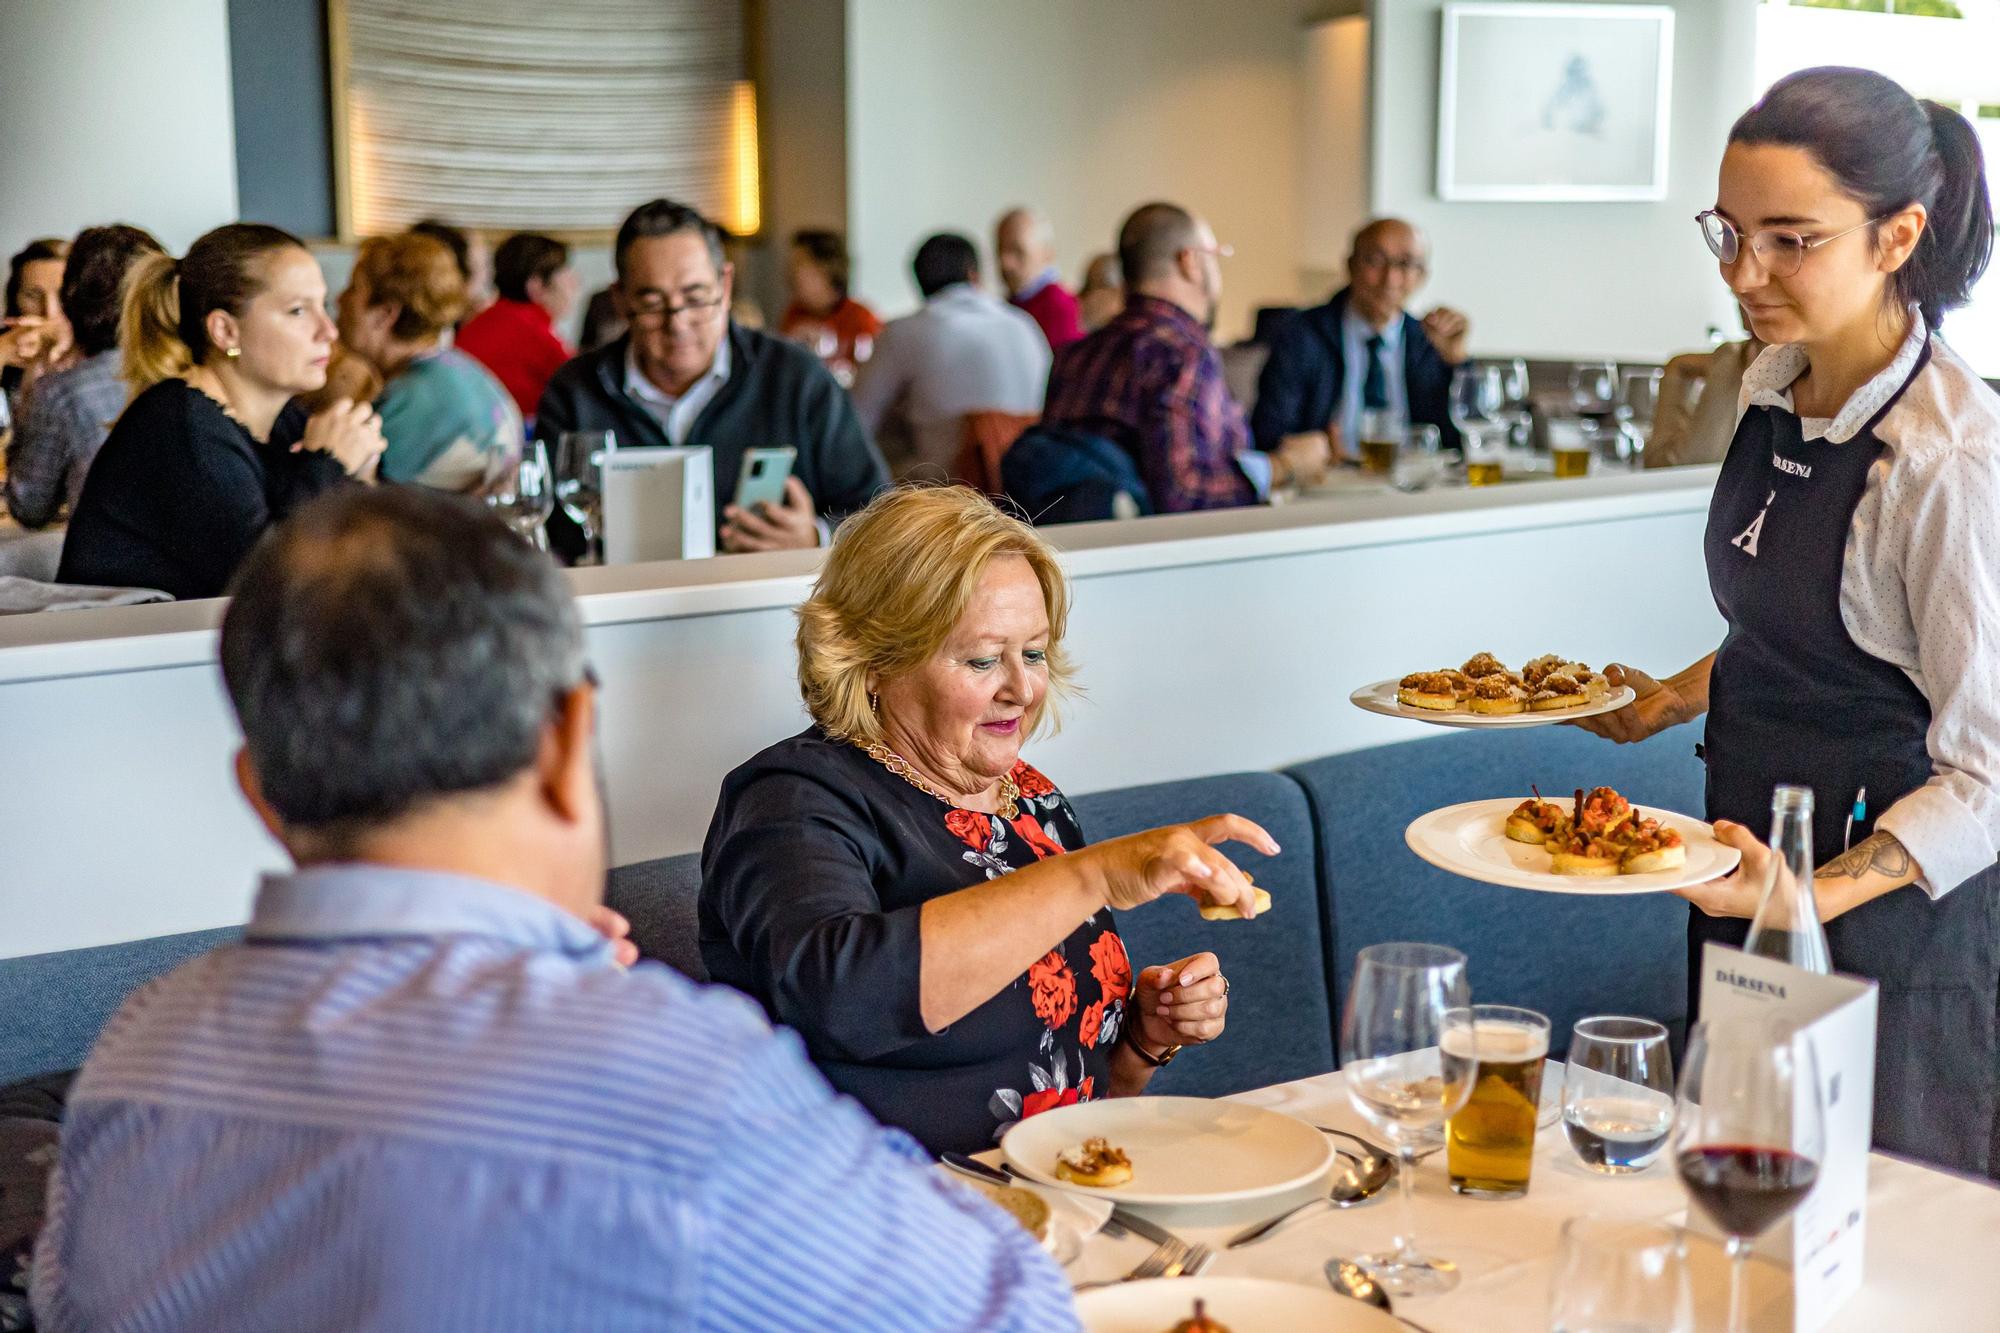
[868, 692, 879, 714]
[224, 347, 241, 359]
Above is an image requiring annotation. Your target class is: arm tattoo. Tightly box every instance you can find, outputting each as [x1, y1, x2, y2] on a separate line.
[1820, 831, 1914, 883]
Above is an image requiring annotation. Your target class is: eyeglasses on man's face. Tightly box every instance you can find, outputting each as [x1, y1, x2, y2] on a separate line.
[1353, 252, 1427, 277]
[627, 288, 727, 327]
[1696, 209, 1886, 279]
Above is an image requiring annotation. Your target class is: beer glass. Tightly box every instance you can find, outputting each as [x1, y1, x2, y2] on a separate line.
[1445, 1004, 1550, 1198]
[1357, 407, 1405, 475]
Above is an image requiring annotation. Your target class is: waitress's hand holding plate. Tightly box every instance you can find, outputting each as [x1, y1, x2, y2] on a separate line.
[1570, 664, 1688, 744]
[1675, 820, 1778, 919]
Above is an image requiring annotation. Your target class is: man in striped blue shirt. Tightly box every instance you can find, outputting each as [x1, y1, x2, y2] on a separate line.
[32, 487, 1078, 1331]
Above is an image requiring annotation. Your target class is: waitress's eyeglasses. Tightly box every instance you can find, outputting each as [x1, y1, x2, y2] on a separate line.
[1696, 210, 1886, 278]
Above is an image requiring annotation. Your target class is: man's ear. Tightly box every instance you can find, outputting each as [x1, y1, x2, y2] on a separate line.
[543, 681, 599, 825]
[235, 746, 289, 844]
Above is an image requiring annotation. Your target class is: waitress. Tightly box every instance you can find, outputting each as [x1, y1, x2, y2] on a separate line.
[1581, 67, 2000, 1179]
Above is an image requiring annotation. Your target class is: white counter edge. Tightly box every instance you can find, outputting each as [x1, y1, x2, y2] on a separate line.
[0, 467, 1717, 685]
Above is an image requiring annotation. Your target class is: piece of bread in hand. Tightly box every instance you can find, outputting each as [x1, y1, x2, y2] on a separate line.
[1199, 885, 1273, 921]
[1056, 1137, 1133, 1187]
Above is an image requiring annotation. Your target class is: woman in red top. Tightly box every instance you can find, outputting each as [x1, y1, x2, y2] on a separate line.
[780, 228, 883, 386]
[455, 232, 577, 419]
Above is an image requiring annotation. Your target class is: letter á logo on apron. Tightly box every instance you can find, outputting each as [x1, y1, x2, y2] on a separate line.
[1732, 488, 1776, 559]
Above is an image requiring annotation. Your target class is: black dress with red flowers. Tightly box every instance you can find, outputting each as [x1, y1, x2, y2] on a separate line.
[699, 727, 1132, 1156]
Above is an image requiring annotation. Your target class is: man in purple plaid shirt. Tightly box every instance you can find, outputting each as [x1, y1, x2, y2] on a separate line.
[1042, 202, 1330, 512]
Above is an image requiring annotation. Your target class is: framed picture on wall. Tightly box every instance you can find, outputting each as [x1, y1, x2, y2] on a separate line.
[1437, 3, 1675, 203]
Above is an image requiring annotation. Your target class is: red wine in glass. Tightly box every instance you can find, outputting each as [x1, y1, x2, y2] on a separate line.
[1676, 1145, 1820, 1239]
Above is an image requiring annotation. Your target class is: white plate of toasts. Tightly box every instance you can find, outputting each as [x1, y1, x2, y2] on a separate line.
[1404, 794, 1739, 894]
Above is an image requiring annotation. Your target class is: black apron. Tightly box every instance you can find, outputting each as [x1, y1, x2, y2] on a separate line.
[1699, 344, 2000, 1179]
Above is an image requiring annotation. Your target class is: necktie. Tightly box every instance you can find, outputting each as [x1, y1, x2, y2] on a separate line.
[1362, 334, 1390, 410]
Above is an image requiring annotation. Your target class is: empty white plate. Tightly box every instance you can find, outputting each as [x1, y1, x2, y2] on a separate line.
[1000, 1097, 1334, 1208]
[1405, 796, 1740, 894]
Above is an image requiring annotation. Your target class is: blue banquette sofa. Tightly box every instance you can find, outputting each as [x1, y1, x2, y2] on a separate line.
[1, 721, 1704, 1097]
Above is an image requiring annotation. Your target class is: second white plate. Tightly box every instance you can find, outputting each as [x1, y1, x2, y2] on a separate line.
[1076, 1277, 1400, 1332]
[1350, 678, 1636, 728]
[1405, 796, 1740, 894]
[999, 1096, 1334, 1208]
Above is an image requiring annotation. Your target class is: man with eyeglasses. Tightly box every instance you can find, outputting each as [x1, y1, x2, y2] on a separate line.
[1251, 217, 1471, 461]
[536, 199, 889, 555]
[32, 487, 1079, 1330]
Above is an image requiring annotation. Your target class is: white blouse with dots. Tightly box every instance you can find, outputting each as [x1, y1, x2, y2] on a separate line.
[1738, 313, 2000, 897]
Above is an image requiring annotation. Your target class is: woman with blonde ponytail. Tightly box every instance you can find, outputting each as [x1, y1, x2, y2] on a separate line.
[58, 223, 387, 600]
[1580, 67, 2000, 1179]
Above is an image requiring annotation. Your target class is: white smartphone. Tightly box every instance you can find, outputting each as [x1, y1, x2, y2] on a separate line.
[734, 446, 797, 511]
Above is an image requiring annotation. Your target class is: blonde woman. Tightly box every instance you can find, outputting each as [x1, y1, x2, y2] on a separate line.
[701, 486, 1270, 1155]
[57, 224, 383, 600]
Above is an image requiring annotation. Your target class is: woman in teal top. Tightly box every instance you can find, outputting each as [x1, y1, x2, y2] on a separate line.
[336, 232, 521, 492]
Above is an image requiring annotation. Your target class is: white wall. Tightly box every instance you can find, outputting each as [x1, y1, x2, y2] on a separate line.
[0, 473, 1723, 958]
[1370, 0, 1759, 361]
[843, 0, 1322, 342]
[0, 0, 239, 254]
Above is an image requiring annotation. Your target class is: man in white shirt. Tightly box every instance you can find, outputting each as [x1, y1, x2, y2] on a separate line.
[851, 233, 1051, 482]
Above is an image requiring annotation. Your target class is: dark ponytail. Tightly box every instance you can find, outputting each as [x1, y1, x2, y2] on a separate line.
[1730, 67, 1994, 330]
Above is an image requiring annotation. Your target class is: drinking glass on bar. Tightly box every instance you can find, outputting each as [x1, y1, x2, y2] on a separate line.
[1448, 363, 1504, 456]
[1672, 1017, 1826, 1333]
[1357, 407, 1406, 475]
[1548, 1217, 1693, 1333]
[1497, 358, 1533, 448]
[555, 430, 614, 565]
[1390, 423, 1443, 493]
[1339, 942, 1476, 1296]
[485, 440, 555, 553]
[1445, 1004, 1549, 1199]
[1620, 367, 1664, 464]
[1562, 1016, 1675, 1175]
[1570, 360, 1620, 419]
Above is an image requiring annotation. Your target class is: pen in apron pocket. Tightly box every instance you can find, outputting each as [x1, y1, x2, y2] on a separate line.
[1844, 787, 1867, 851]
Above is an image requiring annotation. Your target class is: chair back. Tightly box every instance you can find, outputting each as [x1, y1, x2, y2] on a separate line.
[956, 410, 1038, 495]
[999, 424, 1154, 525]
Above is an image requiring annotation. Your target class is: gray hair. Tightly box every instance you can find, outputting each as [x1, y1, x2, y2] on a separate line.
[220, 487, 586, 847]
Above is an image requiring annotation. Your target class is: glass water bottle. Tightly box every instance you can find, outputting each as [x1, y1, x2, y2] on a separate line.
[1742, 785, 1831, 974]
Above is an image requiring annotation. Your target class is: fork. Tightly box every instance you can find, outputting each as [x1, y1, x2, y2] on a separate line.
[1074, 1237, 1212, 1291]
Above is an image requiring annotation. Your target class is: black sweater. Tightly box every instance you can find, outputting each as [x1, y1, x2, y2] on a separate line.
[58, 379, 349, 600]
[533, 324, 889, 534]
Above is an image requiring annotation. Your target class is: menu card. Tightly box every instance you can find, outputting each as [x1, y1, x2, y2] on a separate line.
[601, 446, 716, 563]
[1693, 943, 1878, 1332]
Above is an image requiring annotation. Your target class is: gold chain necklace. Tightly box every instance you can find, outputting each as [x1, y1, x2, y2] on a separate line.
[860, 742, 1019, 820]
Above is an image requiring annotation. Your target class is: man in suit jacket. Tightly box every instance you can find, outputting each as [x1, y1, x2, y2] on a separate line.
[1251, 218, 1471, 459]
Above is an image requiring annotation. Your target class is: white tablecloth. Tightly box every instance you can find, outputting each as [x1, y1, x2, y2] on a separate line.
[1040, 1070, 2000, 1331]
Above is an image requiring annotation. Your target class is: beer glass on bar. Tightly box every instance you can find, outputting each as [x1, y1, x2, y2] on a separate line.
[1446, 1004, 1550, 1198]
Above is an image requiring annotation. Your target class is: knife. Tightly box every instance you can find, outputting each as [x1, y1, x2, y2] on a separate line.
[939, 1152, 1172, 1246]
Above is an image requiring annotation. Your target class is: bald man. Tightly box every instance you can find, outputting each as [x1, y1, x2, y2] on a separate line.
[1251, 218, 1471, 459]
[995, 208, 1084, 350]
[1043, 201, 1330, 511]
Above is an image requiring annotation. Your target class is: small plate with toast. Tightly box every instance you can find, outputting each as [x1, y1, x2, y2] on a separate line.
[999, 1097, 1334, 1208]
[1351, 651, 1636, 729]
[1405, 787, 1740, 894]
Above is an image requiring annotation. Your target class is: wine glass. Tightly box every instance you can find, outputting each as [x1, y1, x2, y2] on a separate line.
[1340, 942, 1476, 1296]
[1497, 357, 1533, 447]
[555, 430, 613, 565]
[1562, 1016, 1675, 1175]
[486, 440, 555, 552]
[1672, 1017, 1826, 1333]
[1548, 1217, 1693, 1333]
[1448, 363, 1503, 453]
[1570, 361, 1620, 419]
[1616, 367, 1664, 468]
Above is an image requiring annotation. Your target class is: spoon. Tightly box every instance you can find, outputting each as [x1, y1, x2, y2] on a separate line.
[1326, 1259, 1438, 1333]
[1224, 1150, 1392, 1248]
